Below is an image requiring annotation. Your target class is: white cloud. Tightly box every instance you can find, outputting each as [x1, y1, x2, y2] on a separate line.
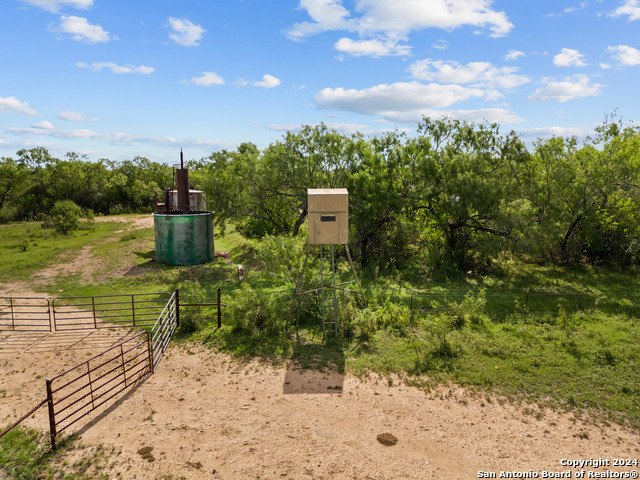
[440, 108, 523, 124]
[607, 45, 640, 65]
[18, 0, 93, 13]
[356, 0, 513, 36]
[315, 81, 487, 118]
[57, 15, 109, 44]
[287, 0, 354, 40]
[57, 110, 95, 121]
[287, 0, 513, 39]
[609, 0, 640, 21]
[252, 74, 281, 88]
[32, 120, 54, 130]
[0, 96, 39, 116]
[527, 74, 603, 102]
[553, 48, 588, 67]
[334, 36, 411, 57]
[264, 122, 409, 136]
[516, 126, 590, 140]
[564, 2, 589, 14]
[409, 59, 530, 89]
[433, 39, 448, 50]
[168, 17, 205, 47]
[484, 90, 504, 101]
[76, 62, 154, 74]
[505, 49, 525, 61]
[374, 107, 523, 125]
[6, 125, 232, 149]
[238, 75, 281, 88]
[187, 72, 225, 86]
[8, 126, 97, 138]
[264, 124, 303, 133]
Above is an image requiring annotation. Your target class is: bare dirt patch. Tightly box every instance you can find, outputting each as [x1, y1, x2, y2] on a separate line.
[2, 339, 639, 480]
[95, 214, 154, 232]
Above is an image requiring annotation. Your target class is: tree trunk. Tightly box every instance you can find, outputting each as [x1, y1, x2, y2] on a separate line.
[292, 207, 307, 237]
[360, 235, 369, 267]
[560, 214, 583, 262]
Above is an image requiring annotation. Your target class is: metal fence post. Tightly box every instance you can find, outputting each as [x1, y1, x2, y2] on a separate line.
[47, 299, 53, 332]
[146, 330, 153, 374]
[217, 288, 222, 329]
[174, 290, 180, 327]
[46, 378, 57, 450]
[121, 344, 128, 387]
[91, 296, 97, 328]
[51, 298, 57, 332]
[9, 298, 15, 331]
[131, 294, 136, 327]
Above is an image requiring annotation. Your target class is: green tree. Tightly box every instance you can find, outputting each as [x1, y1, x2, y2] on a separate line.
[0, 157, 29, 222]
[16, 147, 60, 219]
[50, 200, 83, 234]
[200, 124, 356, 238]
[408, 118, 529, 272]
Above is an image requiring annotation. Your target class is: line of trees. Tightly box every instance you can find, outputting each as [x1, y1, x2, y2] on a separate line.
[2, 118, 640, 274]
[0, 148, 173, 221]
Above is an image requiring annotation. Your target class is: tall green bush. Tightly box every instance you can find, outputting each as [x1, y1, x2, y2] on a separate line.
[50, 200, 82, 234]
[177, 279, 207, 335]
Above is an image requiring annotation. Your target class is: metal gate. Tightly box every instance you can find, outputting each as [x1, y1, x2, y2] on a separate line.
[0, 297, 52, 332]
[52, 293, 172, 331]
[150, 290, 178, 371]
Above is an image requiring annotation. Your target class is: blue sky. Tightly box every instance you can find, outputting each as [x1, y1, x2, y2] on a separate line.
[1, 0, 639, 164]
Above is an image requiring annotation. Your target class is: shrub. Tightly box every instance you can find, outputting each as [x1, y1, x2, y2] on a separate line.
[50, 200, 83, 234]
[450, 289, 488, 328]
[254, 233, 308, 282]
[227, 284, 287, 335]
[345, 302, 413, 340]
[177, 279, 207, 335]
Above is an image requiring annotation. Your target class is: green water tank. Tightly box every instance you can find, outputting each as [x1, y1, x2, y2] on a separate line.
[153, 212, 214, 265]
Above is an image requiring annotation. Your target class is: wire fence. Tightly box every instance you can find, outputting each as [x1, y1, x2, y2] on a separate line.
[362, 286, 640, 318]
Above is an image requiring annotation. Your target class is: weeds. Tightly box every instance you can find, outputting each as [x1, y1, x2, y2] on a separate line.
[0, 427, 109, 480]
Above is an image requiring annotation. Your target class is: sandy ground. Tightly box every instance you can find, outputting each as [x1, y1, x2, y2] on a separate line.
[1, 215, 639, 479]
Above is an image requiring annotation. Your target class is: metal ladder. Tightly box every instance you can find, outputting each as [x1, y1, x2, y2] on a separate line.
[320, 245, 338, 338]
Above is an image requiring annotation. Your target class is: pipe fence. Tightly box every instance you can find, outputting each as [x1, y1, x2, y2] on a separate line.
[0, 297, 51, 332]
[150, 290, 178, 371]
[363, 287, 640, 317]
[52, 292, 172, 331]
[0, 290, 184, 449]
[0, 293, 173, 333]
[46, 331, 151, 449]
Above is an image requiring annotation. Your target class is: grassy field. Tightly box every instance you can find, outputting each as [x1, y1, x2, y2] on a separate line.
[1, 216, 640, 431]
[0, 428, 111, 480]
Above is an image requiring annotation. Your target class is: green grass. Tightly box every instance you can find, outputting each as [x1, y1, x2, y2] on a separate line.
[343, 307, 640, 427]
[0, 220, 124, 284]
[0, 427, 110, 480]
[2, 217, 640, 430]
[196, 252, 640, 429]
[37, 221, 250, 299]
